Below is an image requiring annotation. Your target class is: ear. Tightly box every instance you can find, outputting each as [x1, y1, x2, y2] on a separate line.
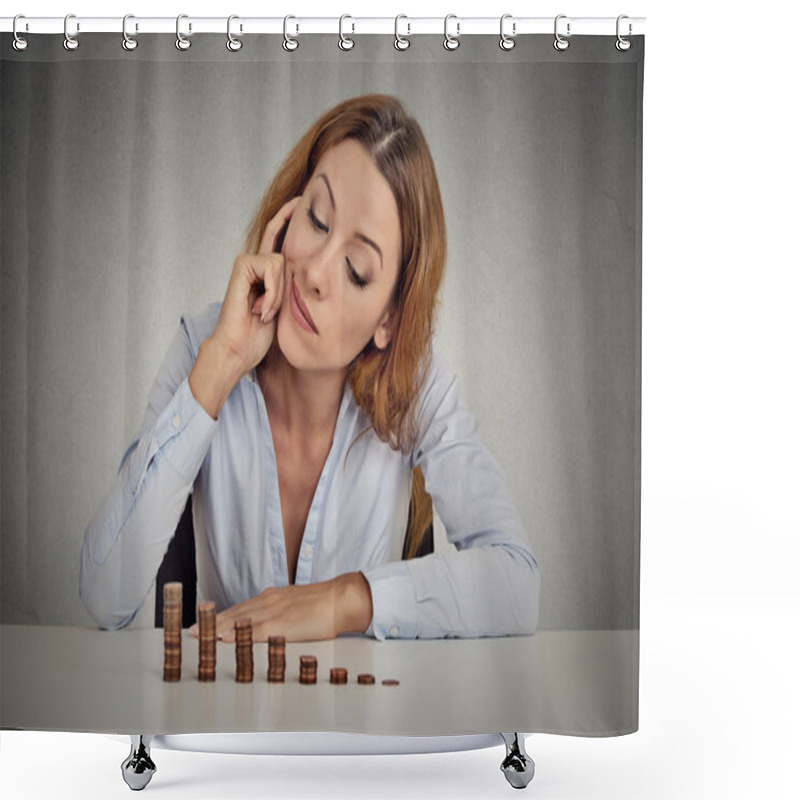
[372, 306, 398, 351]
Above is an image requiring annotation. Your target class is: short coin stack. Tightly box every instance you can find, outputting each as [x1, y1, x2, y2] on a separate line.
[234, 618, 254, 683]
[267, 635, 286, 683]
[162, 582, 182, 682]
[197, 601, 216, 682]
[357, 673, 376, 685]
[330, 667, 348, 685]
[299, 655, 318, 684]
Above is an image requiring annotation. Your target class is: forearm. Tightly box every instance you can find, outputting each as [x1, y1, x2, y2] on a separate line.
[333, 571, 374, 636]
[363, 542, 540, 640]
[188, 335, 247, 420]
[80, 379, 217, 628]
[80, 460, 192, 629]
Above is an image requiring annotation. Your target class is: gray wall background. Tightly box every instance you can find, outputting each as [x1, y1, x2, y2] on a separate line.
[1, 34, 642, 631]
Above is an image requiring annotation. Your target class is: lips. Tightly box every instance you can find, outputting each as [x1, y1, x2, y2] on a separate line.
[290, 279, 318, 334]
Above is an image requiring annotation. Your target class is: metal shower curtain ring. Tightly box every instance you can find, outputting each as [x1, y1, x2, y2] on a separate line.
[339, 15, 355, 51]
[283, 15, 299, 51]
[500, 14, 516, 51]
[443, 14, 460, 51]
[122, 15, 138, 51]
[554, 14, 570, 51]
[175, 14, 191, 50]
[394, 15, 410, 51]
[63, 13, 79, 51]
[616, 15, 632, 51]
[227, 15, 243, 52]
[12, 14, 28, 51]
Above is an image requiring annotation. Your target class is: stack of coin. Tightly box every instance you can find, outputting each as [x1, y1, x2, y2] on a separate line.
[330, 667, 348, 685]
[162, 582, 182, 682]
[234, 618, 254, 683]
[267, 635, 286, 683]
[357, 673, 376, 685]
[299, 655, 317, 684]
[197, 601, 216, 682]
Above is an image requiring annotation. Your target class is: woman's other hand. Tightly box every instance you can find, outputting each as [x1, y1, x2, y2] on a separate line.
[189, 196, 302, 419]
[188, 572, 374, 643]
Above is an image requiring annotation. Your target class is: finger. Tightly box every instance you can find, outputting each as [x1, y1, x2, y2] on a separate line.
[260, 266, 284, 324]
[251, 292, 270, 317]
[216, 603, 264, 640]
[244, 253, 283, 315]
[273, 260, 285, 315]
[258, 195, 303, 256]
[251, 299, 278, 325]
[254, 254, 285, 322]
[228, 253, 266, 310]
[219, 618, 264, 643]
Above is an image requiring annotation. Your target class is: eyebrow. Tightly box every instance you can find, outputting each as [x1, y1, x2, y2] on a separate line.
[317, 173, 384, 271]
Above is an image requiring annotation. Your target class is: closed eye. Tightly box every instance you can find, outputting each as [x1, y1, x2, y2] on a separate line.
[307, 206, 328, 233]
[347, 258, 368, 290]
[308, 206, 368, 290]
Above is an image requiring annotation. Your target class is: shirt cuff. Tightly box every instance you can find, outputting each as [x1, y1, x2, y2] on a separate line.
[361, 561, 419, 640]
[152, 377, 218, 483]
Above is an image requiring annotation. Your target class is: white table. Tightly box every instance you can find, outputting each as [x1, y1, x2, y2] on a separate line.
[1, 625, 637, 737]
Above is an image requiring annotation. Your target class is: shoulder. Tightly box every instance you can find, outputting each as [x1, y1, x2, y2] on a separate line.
[418, 336, 458, 410]
[180, 302, 222, 359]
[412, 337, 471, 457]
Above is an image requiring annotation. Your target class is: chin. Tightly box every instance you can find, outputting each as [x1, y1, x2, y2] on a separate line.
[275, 315, 330, 371]
[275, 314, 311, 369]
[276, 315, 365, 374]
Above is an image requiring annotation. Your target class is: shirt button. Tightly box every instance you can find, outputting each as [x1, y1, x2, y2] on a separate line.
[172, 414, 181, 429]
[389, 625, 399, 637]
[303, 544, 313, 559]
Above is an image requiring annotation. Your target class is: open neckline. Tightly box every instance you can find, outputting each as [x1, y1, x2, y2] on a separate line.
[252, 375, 352, 586]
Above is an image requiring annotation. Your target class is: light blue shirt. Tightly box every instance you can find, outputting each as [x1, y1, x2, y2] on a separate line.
[80, 303, 540, 640]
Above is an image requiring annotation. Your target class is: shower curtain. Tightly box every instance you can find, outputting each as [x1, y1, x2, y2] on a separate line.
[1, 27, 643, 739]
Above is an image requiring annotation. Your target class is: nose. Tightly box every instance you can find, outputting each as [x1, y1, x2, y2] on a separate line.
[299, 239, 337, 300]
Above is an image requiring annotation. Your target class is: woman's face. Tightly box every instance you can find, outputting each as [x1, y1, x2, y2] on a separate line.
[274, 138, 402, 373]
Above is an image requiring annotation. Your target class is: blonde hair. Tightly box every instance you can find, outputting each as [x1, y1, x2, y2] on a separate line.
[245, 95, 446, 558]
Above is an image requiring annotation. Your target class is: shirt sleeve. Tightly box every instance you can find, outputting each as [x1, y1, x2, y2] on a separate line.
[79, 313, 218, 630]
[362, 345, 541, 640]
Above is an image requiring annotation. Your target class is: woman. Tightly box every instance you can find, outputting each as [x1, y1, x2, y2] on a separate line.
[80, 94, 540, 643]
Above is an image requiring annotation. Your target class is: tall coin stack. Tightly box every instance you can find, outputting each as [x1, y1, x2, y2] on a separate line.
[299, 655, 318, 684]
[235, 618, 254, 683]
[197, 601, 216, 682]
[267, 635, 286, 683]
[162, 582, 182, 682]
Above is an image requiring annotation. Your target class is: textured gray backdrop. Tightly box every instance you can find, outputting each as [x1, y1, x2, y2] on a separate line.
[1, 33, 643, 631]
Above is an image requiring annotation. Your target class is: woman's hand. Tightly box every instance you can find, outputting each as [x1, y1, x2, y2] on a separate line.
[189, 573, 374, 643]
[189, 196, 302, 419]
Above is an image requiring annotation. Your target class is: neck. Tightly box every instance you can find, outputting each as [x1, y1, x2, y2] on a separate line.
[259, 348, 347, 439]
